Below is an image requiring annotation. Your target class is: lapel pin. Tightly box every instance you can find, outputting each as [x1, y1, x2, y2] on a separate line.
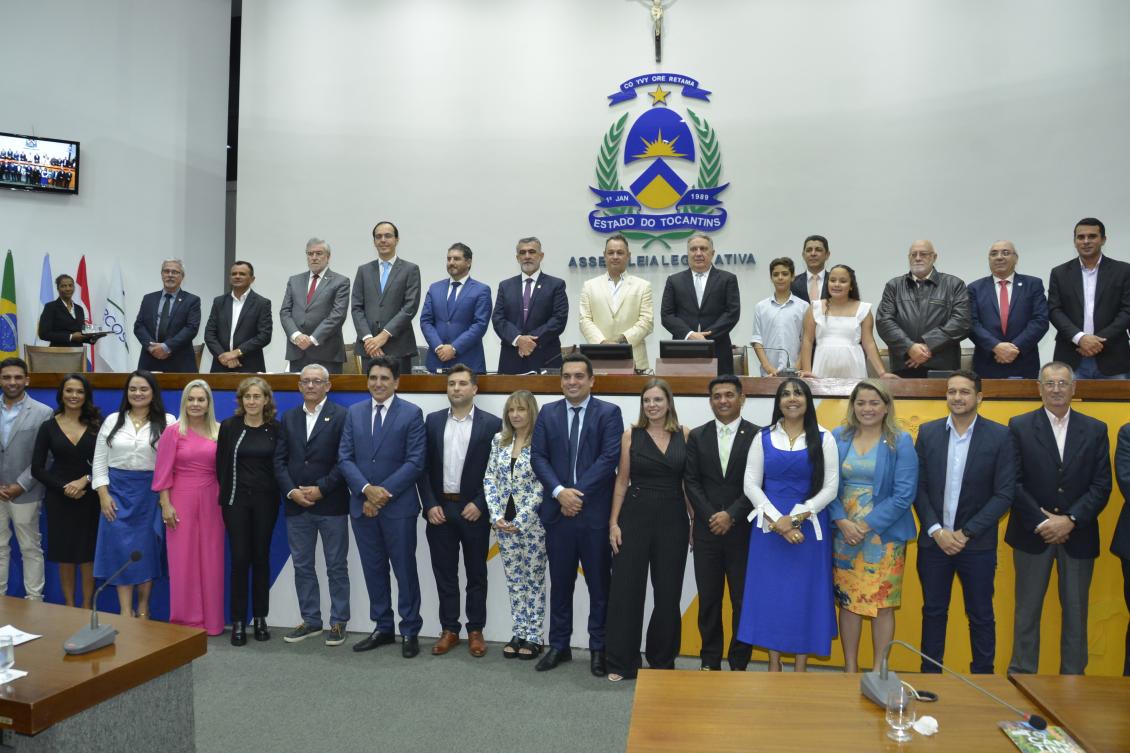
[324, 417, 331, 422]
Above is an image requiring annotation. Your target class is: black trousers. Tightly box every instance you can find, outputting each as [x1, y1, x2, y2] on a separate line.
[222, 497, 280, 620]
[918, 544, 997, 673]
[425, 500, 490, 633]
[692, 523, 753, 670]
[605, 493, 688, 679]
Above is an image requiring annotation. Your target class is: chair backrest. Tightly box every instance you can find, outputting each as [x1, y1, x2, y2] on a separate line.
[731, 345, 748, 376]
[24, 345, 86, 373]
[342, 343, 360, 375]
[193, 343, 204, 371]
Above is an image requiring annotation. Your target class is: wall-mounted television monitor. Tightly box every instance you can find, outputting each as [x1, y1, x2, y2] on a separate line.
[0, 131, 79, 195]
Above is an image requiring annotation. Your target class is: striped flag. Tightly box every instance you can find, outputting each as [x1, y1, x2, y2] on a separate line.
[38, 254, 53, 345]
[97, 260, 130, 372]
[75, 256, 95, 370]
[0, 251, 17, 360]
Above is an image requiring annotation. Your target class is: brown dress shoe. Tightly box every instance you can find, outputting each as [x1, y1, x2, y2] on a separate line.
[431, 630, 460, 655]
[468, 630, 488, 657]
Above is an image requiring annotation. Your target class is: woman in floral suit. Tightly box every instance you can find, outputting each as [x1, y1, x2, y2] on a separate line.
[484, 390, 546, 661]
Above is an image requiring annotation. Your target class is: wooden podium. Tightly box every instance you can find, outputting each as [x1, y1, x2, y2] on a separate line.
[0, 597, 206, 751]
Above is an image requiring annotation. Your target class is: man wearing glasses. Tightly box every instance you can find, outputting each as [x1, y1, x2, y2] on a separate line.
[967, 241, 1049, 379]
[280, 238, 352, 373]
[1006, 362, 1112, 675]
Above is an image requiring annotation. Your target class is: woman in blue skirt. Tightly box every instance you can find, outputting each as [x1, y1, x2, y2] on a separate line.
[739, 378, 839, 671]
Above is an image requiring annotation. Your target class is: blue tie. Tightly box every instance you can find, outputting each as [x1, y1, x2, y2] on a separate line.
[446, 280, 461, 316]
[379, 261, 391, 293]
[371, 403, 384, 444]
[568, 406, 582, 486]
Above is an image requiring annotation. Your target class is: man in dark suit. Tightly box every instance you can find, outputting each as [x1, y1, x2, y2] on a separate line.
[419, 243, 492, 374]
[491, 236, 569, 374]
[273, 365, 351, 647]
[339, 356, 426, 658]
[1006, 361, 1112, 675]
[279, 238, 351, 373]
[967, 241, 1049, 379]
[417, 365, 502, 657]
[660, 233, 741, 375]
[204, 260, 273, 373]
[133, 258, 201, 373]
[789, 234, 831, 303]
[914, 370, 1014, 674]
[1047, 217, 1130, 379]
[1113, 423, 1130, 676]
[530, 353, 622, 676]
[351, 221, 422, 375]
[684, 375, 757, 671]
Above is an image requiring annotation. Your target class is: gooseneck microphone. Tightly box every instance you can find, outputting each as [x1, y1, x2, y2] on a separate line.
[861, 639, 1047, 731]
[755, 346, 799, 377]
[63, 551, 143, 655]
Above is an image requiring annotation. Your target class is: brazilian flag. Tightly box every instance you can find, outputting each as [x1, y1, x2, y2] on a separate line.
[0, 251, 17, 359]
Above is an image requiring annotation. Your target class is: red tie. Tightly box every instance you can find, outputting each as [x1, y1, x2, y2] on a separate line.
[998, 279, 1009, 335]
[306, 273, 319, 305]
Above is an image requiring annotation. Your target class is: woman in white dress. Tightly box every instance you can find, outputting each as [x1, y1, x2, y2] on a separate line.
[799, 265, 891, 379]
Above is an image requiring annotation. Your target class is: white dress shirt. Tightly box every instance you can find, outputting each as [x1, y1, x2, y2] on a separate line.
[229, 289, 250, 350]
[1073, 257, 1101, 344]
[1044, 408, 1070, 462]
[742, 422, 839, 540]
[442, 407, 475, 493]
[303, 397, 327, 440]
[91, 413, 177, 488]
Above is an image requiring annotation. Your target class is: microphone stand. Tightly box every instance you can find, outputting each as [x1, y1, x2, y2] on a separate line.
[755, 346, 800, 377]
[63, 552, 141, 655]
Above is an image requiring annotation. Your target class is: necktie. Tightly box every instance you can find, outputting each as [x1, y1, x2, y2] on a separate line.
[306, 273, 319, 305]
[522, 277, 533, 325]
[371, 403, 384, 441]
[694, 272, 705, 307]
[568, 406, 582, 486]
[447, 281, 461, 316]
[808, 274, 820, 302]
[379, 261, 391, 293]
[719, 425, 732, 474]
[156, 293, 172, 342]
[998, 279, 1010, 335]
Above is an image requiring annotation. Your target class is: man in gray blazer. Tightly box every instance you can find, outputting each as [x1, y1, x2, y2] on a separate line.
[351, 221, 422, 375]
[0, 357, 52, 600]
[279, 238, 351, 373]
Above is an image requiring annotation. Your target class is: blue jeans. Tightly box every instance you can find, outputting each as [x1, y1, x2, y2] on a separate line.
[286, 511, 351, 627]
[1075, 357, 1129, 380]
[917, 544, 997, 674]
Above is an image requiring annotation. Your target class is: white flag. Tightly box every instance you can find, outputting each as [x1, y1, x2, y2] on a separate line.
[97, 260, 130, 372]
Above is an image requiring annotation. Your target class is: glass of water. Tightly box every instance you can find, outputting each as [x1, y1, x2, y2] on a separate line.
[0, 637, 14, 682]
[885, 684, 916, 742]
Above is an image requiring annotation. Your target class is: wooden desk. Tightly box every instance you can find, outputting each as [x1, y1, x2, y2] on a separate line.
[1008, 674, 1130, 753]
[626, 670, 1044, 753]
[0, 597, 206, 747]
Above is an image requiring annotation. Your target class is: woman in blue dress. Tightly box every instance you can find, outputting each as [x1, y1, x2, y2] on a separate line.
[739, 378, 839, 671]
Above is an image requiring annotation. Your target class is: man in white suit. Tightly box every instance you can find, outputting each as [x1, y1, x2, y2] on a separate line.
[578, 234, 654, 373]
[279, 238, 352, 373]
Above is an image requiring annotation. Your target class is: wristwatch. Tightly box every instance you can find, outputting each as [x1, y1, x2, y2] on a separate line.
[790, 515, 802, 529]
[960, 528, 974, 539]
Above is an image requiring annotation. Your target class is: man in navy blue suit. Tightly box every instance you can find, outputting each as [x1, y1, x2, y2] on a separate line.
[419, 243, 492, 373]
[339, 356, 426, 657]
[274, 364, 351, 647]
[491, 236, 569, 374]
[967, 241, 1049, 379]
[531, 353, 622, 676]
[914, 370, 1014, 673]
[133, 259, 201, 372]
[417, 364, 502, 657]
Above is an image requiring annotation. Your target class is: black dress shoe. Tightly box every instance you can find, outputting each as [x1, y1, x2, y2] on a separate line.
[253, 618, 270, 642]
[535, 647, 572, 672]
[402, 635, 420, 658]
[590, 650, 607, 677]
[231, 621, 247, 647]
[352, 629, 396, 652]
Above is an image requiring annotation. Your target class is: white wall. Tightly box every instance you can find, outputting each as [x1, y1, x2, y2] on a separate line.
[235, 0, 1130, 373]
[0, 0, 231, 361]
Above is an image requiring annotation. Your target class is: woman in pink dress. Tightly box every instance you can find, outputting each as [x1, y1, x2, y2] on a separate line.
[152, 379, 225, 636]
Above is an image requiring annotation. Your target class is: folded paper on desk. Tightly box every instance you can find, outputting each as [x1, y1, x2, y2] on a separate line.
[999, 721, 1084, 753]
[0, 625, 41, 646]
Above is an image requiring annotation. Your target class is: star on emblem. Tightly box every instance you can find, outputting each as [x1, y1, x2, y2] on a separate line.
[648, 84, 670, 106]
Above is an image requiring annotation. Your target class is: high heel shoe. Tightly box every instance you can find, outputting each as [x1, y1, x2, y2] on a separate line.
[231, 621, 247, 646]
[253, 617, 271, 642]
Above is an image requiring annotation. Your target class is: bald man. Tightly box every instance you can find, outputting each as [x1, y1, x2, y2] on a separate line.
[967, 241, 1048, 379]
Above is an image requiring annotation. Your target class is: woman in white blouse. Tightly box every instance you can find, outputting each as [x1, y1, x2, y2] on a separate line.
[738, 378, 840, 671]
[92, 371, 174, 617]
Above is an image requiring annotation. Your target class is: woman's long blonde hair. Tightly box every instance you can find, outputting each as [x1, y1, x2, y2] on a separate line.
[633, 378, 680, 432]
[499, 390, 539, 447]
[841, 378, 901, 446]
[178, 379, 219, 440]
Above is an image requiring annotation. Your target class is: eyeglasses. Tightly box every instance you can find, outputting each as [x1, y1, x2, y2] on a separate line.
[988, 250, 1015, 258]
[1041, 380, 1072, 390]
[298, 379, 327, 387]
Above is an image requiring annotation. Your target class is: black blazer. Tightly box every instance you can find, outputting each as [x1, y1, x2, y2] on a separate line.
[1112, 422, 1130, 560]
[204, 289, 273, 373]
[133, 289, 201, 373]
[417, 407, 503, 514]
[791, 272, 829, 303]
[684, 418, 757, 537]
[914, 416, 1014, 550]
[37, 298, 84, 346]
[491, 273, 569, 374]
[1006, 408, 1112, 558]
[1047, 255, 1130, 375]
[273, 400, 349, 517]
[660, 268, 741, 375]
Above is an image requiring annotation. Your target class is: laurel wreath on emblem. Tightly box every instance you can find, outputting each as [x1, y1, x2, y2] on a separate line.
[594, 109, 722, 249]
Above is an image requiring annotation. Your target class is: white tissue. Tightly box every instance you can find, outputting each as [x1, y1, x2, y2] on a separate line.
[912, 715, 939, 736]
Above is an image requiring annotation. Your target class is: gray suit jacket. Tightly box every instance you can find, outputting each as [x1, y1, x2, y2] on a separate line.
[279, 267, 351, 365]
[0, 396, 54, 503]
[351, 257, 421, 360]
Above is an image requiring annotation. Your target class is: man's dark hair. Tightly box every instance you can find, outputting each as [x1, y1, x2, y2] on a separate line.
[368, 355, 400, 380]
[1074, 217, 1106, 239]
[372, 221, 400, 239]
[561, 352, 593, 377]
[803, 234, 829, 252]
[447, 363, 477, 385]
[232, 260, 254, 276]
[448, 242, 472, 261]
[708, 375, 743, 395]
[947, 368, 982, 393]
[0, 357, 28, 375]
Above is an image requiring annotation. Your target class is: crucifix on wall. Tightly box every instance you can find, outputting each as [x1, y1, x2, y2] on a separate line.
[644, 0, 675, 63]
